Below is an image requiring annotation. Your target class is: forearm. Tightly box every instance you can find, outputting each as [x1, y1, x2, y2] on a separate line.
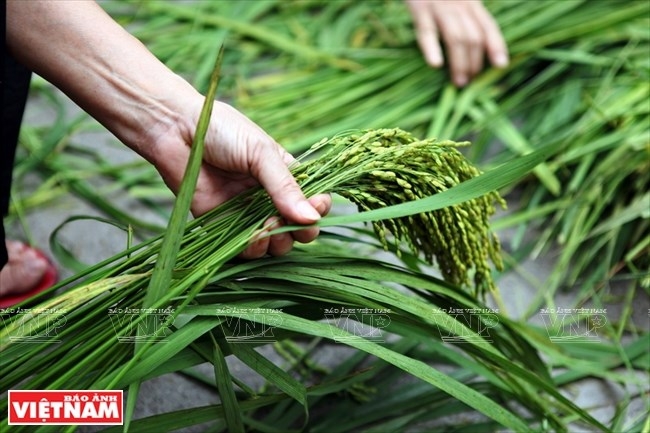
[5, 0, 199, 163]
[6, 0, 328, 254]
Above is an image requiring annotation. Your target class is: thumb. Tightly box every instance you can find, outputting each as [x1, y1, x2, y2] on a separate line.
[253, 146, 321, 225]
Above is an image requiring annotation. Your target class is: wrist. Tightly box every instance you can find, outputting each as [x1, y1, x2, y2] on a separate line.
[134, 76, 207, 196]
[127, 74, 200, 162]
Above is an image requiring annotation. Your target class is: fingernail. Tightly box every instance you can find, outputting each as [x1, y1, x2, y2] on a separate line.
[314, 200, 328, 215]
[428, 55, 443, 68]
[298, 201, 321, 222]
[455, 75, 468, 87]
[493, 53, 509, 67]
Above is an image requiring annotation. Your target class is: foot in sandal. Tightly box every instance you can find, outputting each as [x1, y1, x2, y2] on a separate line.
[0, 240, 57, 307]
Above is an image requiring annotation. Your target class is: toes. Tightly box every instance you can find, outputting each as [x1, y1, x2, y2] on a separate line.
[6, 240, 28, 256]
[0, 243, 49, 296]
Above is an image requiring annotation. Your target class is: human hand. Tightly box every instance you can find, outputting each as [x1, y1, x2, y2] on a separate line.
[405, 0, 509, 87]
[153, 99, 331, 259]
[6, 0, 330, 259]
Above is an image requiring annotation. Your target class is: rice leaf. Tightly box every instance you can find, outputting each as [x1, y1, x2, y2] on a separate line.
[212, 336, 245, 433]
[187, 306, 531, 432]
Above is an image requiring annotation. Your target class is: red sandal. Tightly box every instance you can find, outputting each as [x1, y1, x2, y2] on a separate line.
[0, 245, 58, 308]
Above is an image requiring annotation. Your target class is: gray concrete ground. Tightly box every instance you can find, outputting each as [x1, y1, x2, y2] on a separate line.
[5, 85, 649, 432]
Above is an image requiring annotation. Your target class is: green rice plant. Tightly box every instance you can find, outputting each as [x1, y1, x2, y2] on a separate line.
[6, 2, 648, 431]
[1, 52, 602, 431]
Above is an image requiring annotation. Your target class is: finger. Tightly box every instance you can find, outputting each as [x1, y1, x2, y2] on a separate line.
[269, 232, 293, 256]
[462, 17, 484, 78]
[251, 144, 321, 225]
[459, 9, 486, 82]
[310, 193, 332, 217]
[473, 5, 509, 68]
[409, 8, 444, 68]
[290, 227, 318, 245]
[267, 218, 294, 256]
[238, 228, 271, 259]
[439, 17, 471, 87]
[287, 194, 331, 244]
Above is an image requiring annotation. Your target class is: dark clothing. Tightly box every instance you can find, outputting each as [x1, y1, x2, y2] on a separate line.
[2, 2, 33, 268]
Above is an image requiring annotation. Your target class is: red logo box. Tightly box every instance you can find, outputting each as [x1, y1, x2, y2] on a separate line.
[8, 390, 123, 425]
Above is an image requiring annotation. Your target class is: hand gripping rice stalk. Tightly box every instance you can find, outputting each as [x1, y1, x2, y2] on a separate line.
[0, 129, 504, 357]
[292, 128, 506, 295]
[3, 127, 504, 324]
